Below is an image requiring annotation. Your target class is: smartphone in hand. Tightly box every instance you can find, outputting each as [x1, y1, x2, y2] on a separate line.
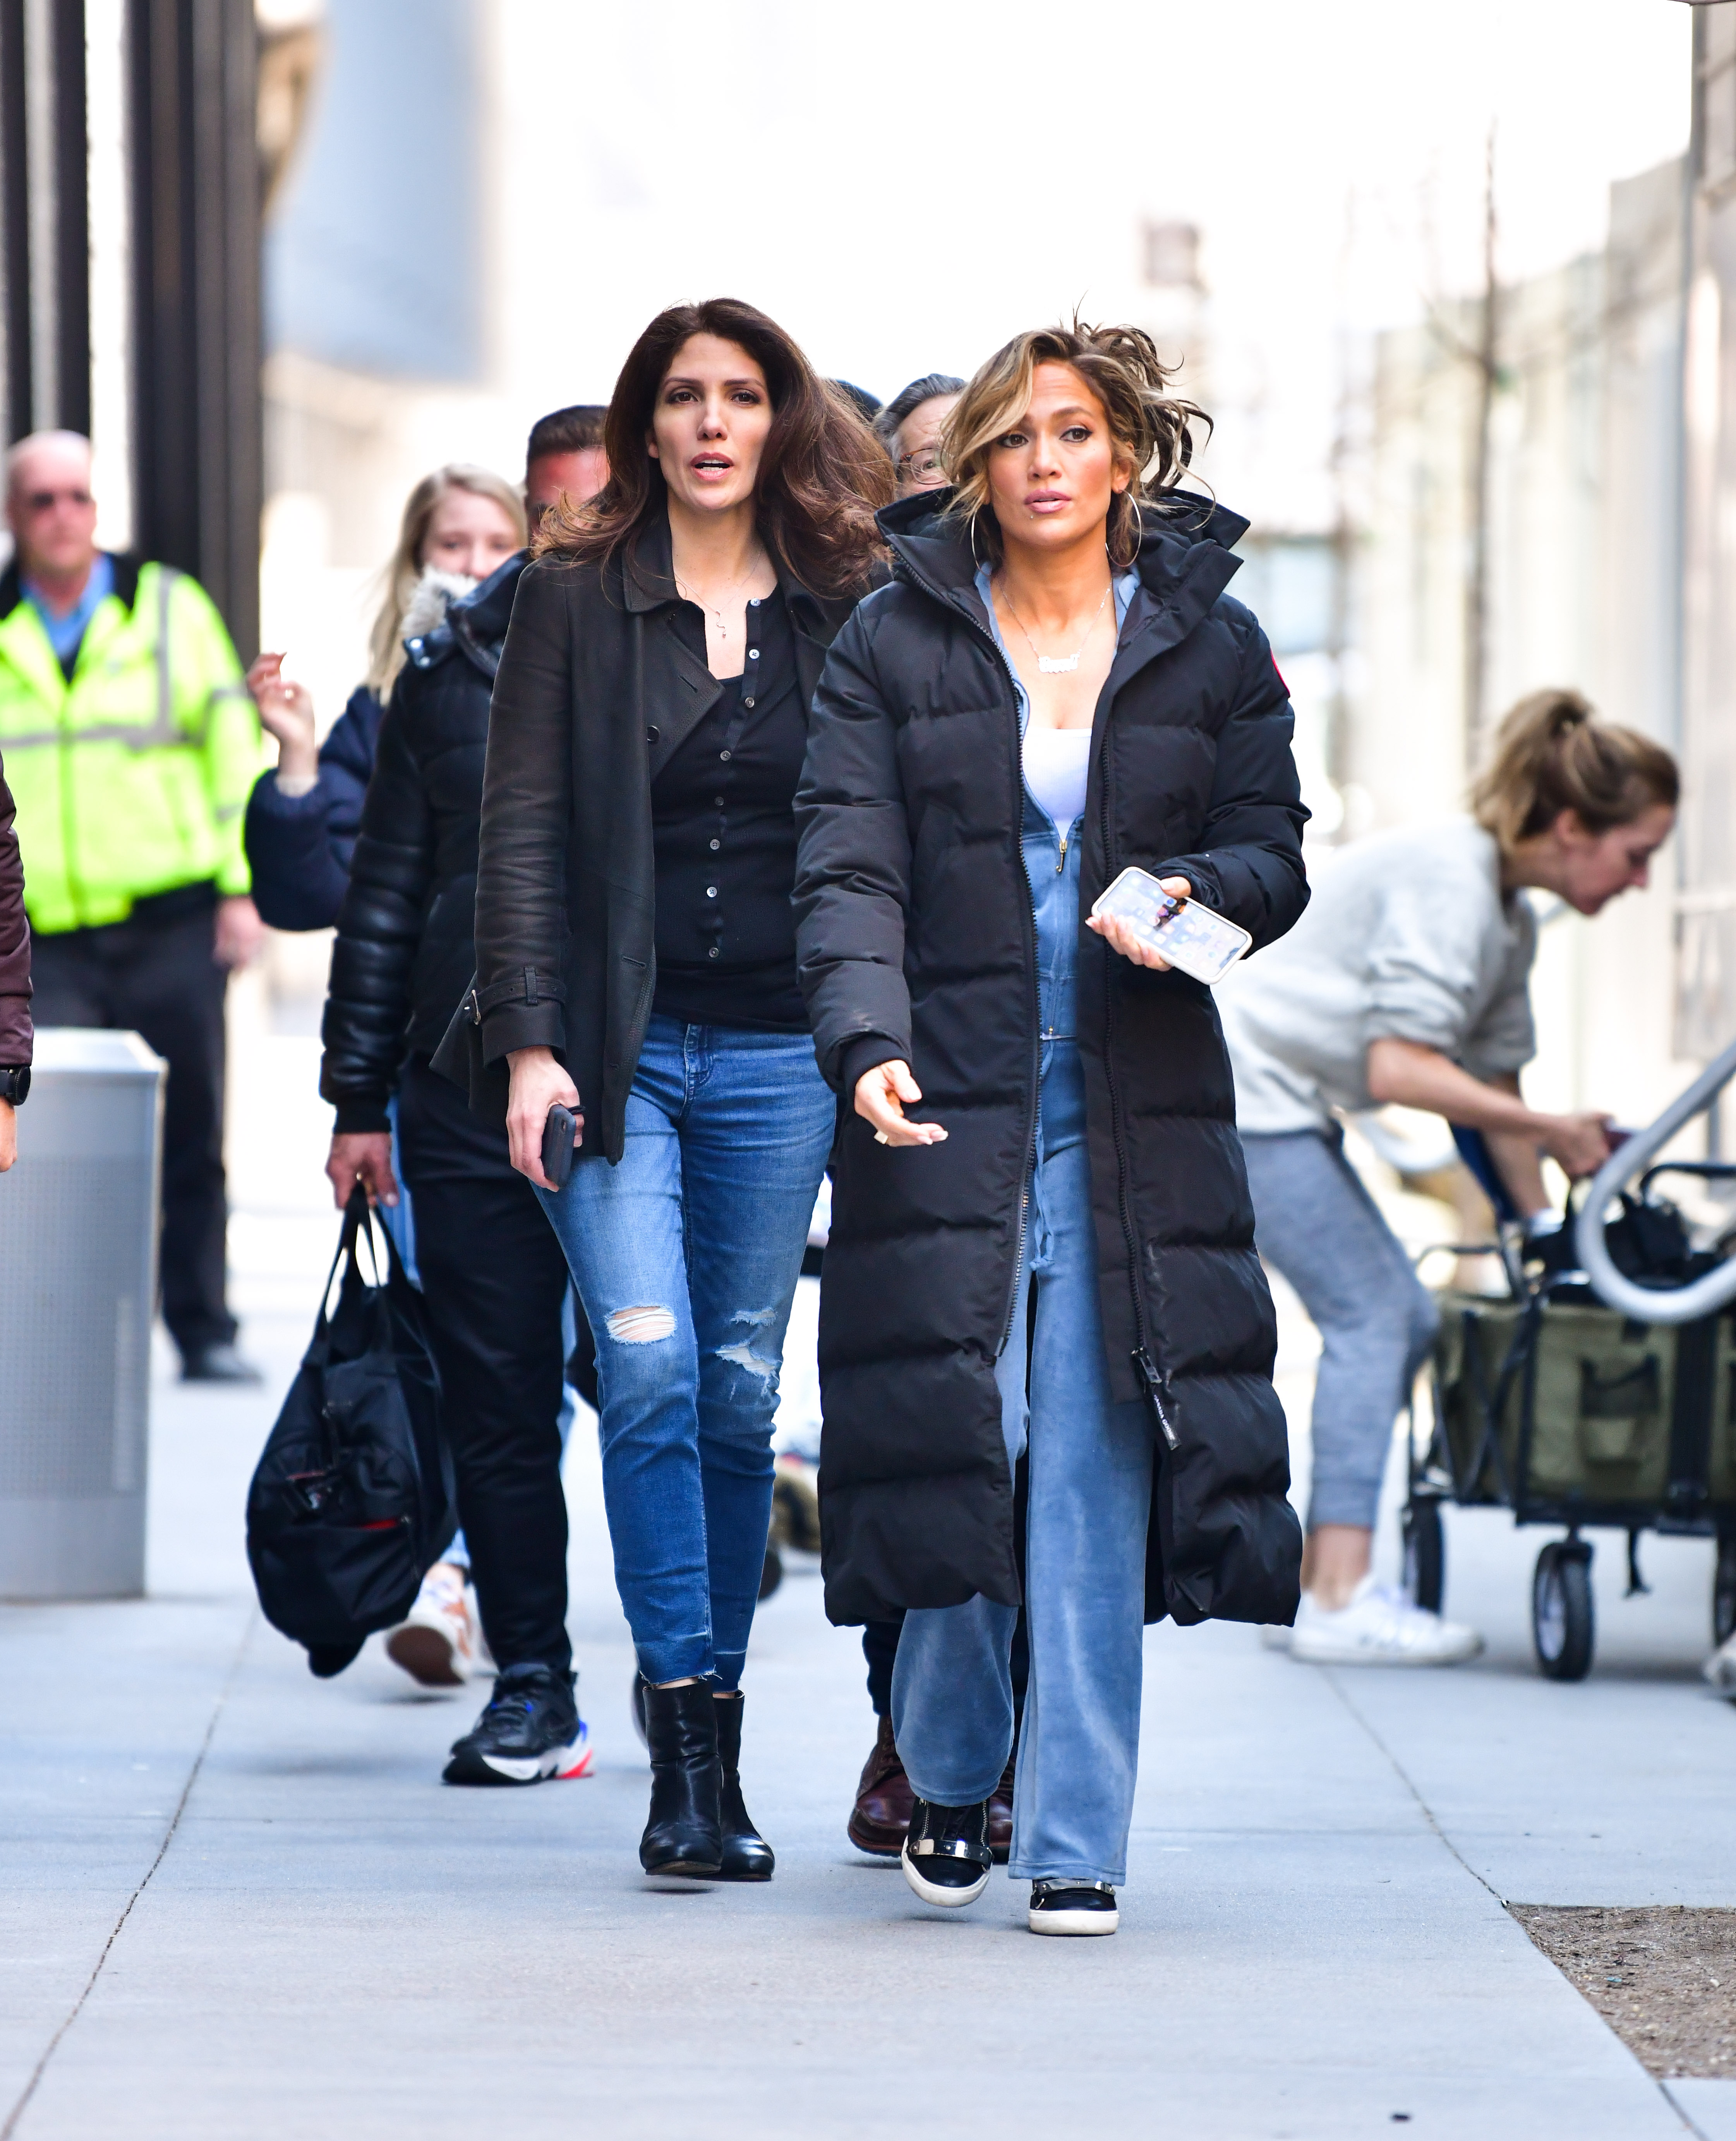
[541, 1103, 580, 1190]
[1090, 867, 1252, 985]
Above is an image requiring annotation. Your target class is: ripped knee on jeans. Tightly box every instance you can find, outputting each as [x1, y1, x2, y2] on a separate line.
[605, 1303, 677, 1345]
[718, 1307, 781, 1386]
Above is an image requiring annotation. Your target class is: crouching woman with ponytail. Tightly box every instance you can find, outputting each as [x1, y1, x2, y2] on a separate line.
[1217, 690, 1678, 1667]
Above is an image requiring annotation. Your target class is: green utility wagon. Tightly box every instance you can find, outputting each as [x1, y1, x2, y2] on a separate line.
[1407, 1198, 1736, 1681]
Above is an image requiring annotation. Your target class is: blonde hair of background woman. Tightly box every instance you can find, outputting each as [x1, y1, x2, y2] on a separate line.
[940, 318, 1210, 569]
[365, 465, 527, 697]
[1470, 688, 1679, 852]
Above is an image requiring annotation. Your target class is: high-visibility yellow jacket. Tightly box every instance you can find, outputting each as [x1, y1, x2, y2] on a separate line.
[0, 554, 266, 934]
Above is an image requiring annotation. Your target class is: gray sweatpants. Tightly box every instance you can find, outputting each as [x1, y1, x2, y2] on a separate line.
[1241, 1127, 1439, 1532]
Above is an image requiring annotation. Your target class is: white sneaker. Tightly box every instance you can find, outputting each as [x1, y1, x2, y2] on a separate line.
[1289, 1575, 1484, 1667]
[386, 1564, 481, 1687]
[1703, 1632, 1736, 1695]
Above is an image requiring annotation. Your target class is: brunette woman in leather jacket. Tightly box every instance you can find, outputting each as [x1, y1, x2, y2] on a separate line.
[462, 298, 891, 1882]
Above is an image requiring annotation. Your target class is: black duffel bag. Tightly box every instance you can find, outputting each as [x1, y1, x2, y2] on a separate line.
[246, 1187, 455, 1677]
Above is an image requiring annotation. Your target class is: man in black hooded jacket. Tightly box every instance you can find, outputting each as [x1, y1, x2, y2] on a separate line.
[318, 417, 607, 1788]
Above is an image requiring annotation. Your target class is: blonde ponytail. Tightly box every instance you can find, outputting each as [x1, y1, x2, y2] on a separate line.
[1471, 689, 1679, 852]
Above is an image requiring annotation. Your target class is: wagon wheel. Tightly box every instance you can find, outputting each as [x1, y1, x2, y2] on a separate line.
[1401, 1495, 1445, 1615]
[1714, 1534, 1736, 1648]
[1533, 1540, 1595, 1682]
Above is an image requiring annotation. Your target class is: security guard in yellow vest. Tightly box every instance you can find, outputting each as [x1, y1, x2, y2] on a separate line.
[1, 431, 269, 1380]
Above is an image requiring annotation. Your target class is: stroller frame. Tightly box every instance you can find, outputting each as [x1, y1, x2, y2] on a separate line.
[1403, 1159, 1736, 1682]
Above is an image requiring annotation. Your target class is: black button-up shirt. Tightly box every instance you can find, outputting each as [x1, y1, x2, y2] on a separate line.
[650, 587, 809, 1031]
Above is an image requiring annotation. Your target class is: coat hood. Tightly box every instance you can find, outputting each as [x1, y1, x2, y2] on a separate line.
[875, 487, 1249, 640]
[404, 551, 526, 680]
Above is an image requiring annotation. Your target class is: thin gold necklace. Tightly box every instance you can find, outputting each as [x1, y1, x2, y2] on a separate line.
[998, 579, 1112, 674]
[675, 553, 767, 644]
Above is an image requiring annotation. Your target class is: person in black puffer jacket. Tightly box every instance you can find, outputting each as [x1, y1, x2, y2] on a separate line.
[244, 411, 611, 931]
[794, 321, 1309, 1938]
[318, 476, 600, 1790]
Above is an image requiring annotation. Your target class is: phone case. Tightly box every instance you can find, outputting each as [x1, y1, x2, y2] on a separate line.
[541, 1104, 578, 1190]
[1089, 867, 1252, 986]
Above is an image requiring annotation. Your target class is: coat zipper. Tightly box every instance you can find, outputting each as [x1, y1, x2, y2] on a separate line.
[892, 553, 1042, 1358]
[1097, 730, 1178, 1451]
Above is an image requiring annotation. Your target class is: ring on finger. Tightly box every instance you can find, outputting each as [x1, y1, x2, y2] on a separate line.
[874, 1130, 890, 1145]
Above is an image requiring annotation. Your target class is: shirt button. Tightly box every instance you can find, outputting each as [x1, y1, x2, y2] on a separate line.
[705, 886, 717, 898]
[645, 725, 659, 742]
[743, 695, 755, 708]
[707, 946, 720, 959]
[714, 795, 724, 806]
[709, 838, 720, 850]
[719, 750, 731, 762]
[748, 649, 759, 659]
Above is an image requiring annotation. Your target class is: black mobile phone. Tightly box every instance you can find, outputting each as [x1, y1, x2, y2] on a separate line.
[541, 1103, 579, 1190]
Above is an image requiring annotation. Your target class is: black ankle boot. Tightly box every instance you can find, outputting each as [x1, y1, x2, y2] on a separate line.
[713, 1693, 774, 1881]
[639, 1680, 722, 1877]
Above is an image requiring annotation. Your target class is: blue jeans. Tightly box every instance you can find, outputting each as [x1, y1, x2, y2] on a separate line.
[1240, 1127, 1439, 1531]
[891, 1040, 1153, 1888]
[536, 1015, 834, 1689]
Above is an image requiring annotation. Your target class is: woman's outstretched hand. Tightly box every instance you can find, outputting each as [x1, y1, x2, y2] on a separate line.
[247, 652, 318, 782]
[328, 1131, 399, 1209]
[506, 1044, 583, 1188]
[853, 1060, 947, 1149]
[1086, 875, 1192, 970]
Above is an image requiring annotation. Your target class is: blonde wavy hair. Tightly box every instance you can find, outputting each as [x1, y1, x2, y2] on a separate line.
[365, 465, 527, 696]
[940, 319, 1210, 568]
[1470, 690, 1678, 852]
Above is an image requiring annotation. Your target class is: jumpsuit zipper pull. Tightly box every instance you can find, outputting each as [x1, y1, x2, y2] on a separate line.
[1056, 830, 1067, 874]
[1134, 1348, 1179, 1449]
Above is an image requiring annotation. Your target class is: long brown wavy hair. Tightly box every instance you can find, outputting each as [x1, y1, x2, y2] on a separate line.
[536, 298, 892, 597]
[942, 319, 1211, 568]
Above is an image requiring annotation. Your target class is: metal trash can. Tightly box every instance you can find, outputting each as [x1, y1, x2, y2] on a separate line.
[0, 1028, 165, 1598]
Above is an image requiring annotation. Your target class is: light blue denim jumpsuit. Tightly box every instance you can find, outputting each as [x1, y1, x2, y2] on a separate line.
[890, 571, 1155, 1890]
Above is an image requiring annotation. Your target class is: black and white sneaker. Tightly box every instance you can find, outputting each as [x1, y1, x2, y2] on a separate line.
[443, 1664, 592, 1786]
[1027, 1880, 1119, 1936]
[901, 1796, 993, 1907]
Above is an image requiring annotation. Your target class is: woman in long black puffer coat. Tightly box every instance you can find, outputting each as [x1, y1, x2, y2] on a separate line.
[794, 321, 1309, 1938]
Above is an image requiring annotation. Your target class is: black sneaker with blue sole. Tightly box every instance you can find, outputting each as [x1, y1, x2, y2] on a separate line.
[443, 1664, 592, 1786]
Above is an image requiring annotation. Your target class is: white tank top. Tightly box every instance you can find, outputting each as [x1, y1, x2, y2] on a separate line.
[1021, 726, 1092, 831]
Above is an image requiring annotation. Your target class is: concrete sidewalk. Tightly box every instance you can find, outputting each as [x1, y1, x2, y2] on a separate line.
[4, 1028, 1734, 2138]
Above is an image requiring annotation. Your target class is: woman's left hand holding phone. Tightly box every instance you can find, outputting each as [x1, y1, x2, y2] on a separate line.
[507, 1045, 583, 1188]
[1086, 874, 1192, 970]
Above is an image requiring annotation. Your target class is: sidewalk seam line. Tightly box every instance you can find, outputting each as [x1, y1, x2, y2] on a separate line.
[0, 1607, 256, 2141]
[1326, 1672, 1704, 2137]
[1661, 2079, 1714, 2140]
[1319, 1667, 1506, 1902]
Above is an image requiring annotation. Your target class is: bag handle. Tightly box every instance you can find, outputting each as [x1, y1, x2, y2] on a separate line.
[302, 1185, 382, 1370]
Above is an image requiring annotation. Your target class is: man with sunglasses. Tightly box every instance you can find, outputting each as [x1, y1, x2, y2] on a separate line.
[0, 430, 267, 1381]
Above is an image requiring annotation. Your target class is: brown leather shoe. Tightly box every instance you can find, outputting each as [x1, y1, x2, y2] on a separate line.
[988, 1755, 1016, 1864]
[847, 1715, 914, 1857]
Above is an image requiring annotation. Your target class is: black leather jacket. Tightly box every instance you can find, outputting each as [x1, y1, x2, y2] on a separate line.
[320, 554, 523, 1133]
[455, 513, 861, 1161]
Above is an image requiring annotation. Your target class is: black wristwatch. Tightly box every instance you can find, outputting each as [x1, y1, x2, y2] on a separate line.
[0, 1065, 30, 1105]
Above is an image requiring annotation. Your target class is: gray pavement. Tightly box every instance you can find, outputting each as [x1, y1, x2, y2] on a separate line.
[5, 1026, 1736, 2138]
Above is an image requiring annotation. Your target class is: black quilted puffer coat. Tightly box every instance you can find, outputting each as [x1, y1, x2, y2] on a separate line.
[793, 492, 1309, 1630]
[320, 555, 523, 1133]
